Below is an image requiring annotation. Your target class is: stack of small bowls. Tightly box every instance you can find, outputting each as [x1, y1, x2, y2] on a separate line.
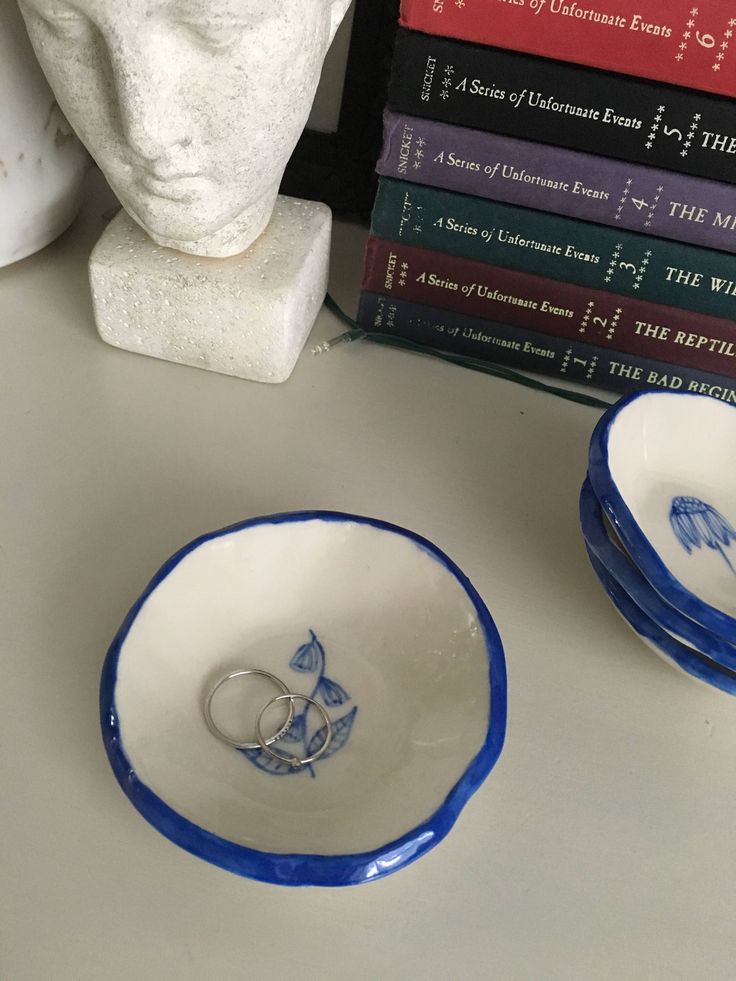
[581, 390, 736, 694]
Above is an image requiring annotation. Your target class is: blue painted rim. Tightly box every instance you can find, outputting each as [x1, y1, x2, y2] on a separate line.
[580, 477, 736, 680]
[584, 542, 736, 696]
[100, 510, 507, 887]
[587, 390, 736, 644]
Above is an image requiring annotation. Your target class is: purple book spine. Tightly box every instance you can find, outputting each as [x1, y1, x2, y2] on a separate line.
[378, 111, 736, 256]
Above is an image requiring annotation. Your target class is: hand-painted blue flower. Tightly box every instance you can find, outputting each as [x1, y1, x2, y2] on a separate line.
[277, 713, 306, 743]
[290, 630, 324, 673]
[669, 496, 736, 574]
[241, 746, 297, 776]
[242, 630, 355, 777]
[316, 675, 349, 706]
[306, 706, 358, 761]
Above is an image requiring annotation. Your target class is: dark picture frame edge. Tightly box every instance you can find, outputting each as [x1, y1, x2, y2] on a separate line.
[280, 0, 399, 222]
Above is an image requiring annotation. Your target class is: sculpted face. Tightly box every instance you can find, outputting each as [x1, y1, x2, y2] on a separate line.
[19, 0, 351, 256]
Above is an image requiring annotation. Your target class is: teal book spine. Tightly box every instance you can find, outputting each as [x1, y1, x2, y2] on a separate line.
[371, 178, 736, 322]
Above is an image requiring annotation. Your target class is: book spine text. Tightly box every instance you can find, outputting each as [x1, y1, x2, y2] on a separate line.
[371, 177, 736, 320]
[388, 30, 736, 184]
[378, 111, 736, 255]
[361, 236, 736, 377]
[359, 290, 736, 402]
[399, 0, 736, 99]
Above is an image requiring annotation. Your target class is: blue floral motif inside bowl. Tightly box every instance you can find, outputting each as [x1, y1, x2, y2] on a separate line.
[243, 630, 357, 778]
[670, 497, 736, 576]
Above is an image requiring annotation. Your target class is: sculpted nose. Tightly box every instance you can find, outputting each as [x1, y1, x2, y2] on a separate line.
[110, 42, 188, 160]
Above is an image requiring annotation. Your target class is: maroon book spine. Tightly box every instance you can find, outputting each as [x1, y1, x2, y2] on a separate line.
[361, 236, 736, 377]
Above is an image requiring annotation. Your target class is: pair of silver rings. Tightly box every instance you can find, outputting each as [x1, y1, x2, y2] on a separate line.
[203, 668, 333, 769]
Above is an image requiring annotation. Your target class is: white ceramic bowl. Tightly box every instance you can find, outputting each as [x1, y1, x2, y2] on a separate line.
[588, 391, 736, 643]
[580, 478, 736, 687]
[100, 511, 507, 886]
[584, 544, 736, 696]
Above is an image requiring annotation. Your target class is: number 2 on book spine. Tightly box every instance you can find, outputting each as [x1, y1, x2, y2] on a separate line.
[579, 301, 619, 342]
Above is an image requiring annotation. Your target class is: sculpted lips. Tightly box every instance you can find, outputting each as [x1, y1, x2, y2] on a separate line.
[136, 163, 205, 201]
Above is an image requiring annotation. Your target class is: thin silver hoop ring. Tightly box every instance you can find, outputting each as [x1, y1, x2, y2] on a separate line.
[204, 669, 295, 750]
[255, 694, 333, 768]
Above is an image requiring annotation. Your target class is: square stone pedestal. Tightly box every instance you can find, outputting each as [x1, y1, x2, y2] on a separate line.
[89, 195, 332, 383]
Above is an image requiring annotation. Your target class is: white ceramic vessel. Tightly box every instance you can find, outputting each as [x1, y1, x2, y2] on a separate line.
[0, 0, 88, 268]
[584, 544, 736, 696]
[101, 511, 507, 886]
[588, 391, 736, 643]
[580, 478, 736, 689]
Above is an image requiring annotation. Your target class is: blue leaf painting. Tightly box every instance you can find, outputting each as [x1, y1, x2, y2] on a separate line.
[289, 630, 324, 673]
[241, 746, 297, 776]
[306, 706, 358, 762]
[316, 675, 349, 706]
[670, 496, 736, 575]
[277, 714, 306, 743]
[241, 630, 357, 778]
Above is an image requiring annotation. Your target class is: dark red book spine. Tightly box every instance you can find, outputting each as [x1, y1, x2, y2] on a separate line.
[361, 236, 736, 377]
[400, 0, 736, 98]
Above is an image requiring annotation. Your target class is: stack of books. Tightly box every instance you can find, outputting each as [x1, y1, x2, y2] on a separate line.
[358, 0, 736, 401]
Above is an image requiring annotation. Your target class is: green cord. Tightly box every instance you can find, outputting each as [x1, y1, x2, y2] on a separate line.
[322, 293, 615, 411]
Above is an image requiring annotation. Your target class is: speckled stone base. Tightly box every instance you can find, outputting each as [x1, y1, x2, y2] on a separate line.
[89, 196, 332, 383]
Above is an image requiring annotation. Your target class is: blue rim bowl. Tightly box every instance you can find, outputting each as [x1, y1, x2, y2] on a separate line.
[584, 543, 736, 695]
[580, 477, 736, 673]
[588, 390, 736, 643]
[99, 510, 507, 887]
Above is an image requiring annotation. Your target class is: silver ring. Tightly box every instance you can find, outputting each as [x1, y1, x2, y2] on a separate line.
[255, 693, 333, 768]
[204, 669, 295, 750]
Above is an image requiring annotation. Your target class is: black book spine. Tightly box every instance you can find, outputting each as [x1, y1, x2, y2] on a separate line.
[388, 29, 736, 185]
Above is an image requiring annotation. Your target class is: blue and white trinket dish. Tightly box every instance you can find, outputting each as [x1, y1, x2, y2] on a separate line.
[584, 545, 736, 696]
[588, 391, 736, 643]
[100, 511, 507, 886]
[580, 478, 736, 689]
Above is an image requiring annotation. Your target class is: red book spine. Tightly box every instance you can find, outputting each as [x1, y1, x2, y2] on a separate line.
[400, 0, 736, 99]
[362, 236, 736, 377]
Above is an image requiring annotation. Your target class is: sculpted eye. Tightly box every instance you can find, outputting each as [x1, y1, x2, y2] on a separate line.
[180, 20, 245, 52]
[26, 4, 90, 41]
[50, 16, 89, 40]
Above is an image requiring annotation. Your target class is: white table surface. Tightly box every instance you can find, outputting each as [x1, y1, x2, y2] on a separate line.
[3, 173, 736, 981]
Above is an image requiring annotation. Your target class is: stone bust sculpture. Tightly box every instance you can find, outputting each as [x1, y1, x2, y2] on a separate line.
[19, 0, 352, 257]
